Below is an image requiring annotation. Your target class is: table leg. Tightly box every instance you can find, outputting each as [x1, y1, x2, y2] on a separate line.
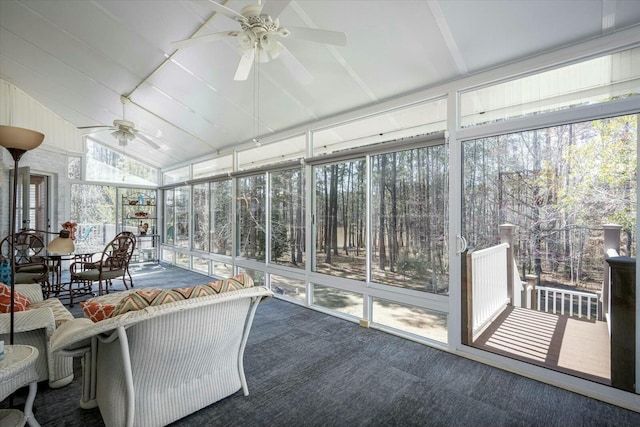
[24, 381, 40, 427]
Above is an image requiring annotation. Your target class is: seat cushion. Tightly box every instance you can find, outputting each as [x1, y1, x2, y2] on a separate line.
[15, 272, 45, 284]
[75, 268, 125, 281]
[30, 298, 74, 327]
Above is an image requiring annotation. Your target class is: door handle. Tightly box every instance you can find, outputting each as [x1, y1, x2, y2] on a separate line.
[456, 234, 468, 255]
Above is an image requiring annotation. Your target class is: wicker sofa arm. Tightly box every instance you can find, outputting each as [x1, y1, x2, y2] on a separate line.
[0, 307, 56, 336]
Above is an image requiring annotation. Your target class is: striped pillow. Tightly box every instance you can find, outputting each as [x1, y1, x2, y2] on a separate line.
[113, 274, 255, 316]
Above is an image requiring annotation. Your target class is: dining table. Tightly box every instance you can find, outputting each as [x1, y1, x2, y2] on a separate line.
[43, 251, 97, 304]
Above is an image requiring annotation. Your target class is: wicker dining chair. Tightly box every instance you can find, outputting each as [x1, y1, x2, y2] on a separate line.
[0, 231, 50, 290]
[68, 233, 136, 305]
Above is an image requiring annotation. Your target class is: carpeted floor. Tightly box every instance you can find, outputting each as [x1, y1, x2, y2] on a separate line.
[3, 264, 640, 426]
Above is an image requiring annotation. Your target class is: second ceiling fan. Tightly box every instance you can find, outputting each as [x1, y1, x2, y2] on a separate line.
[78, 96, 161, 150]
[171, 0, 347, 84]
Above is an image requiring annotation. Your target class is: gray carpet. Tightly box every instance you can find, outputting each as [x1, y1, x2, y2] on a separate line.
[3, 264, 639, 426]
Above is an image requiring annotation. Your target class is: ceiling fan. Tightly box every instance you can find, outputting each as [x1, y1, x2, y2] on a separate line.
[171, 0, 347, 84]
[78, 96, 161, 150]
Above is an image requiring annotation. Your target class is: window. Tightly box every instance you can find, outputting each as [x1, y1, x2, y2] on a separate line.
[163, 166, 189, 185]
[313, 284, 362, 318]
[460, 47, 640, 127]
[174, 186, 190, 248]
[68, 156, 81, 180]
[70, 184, 117, 251]
[193, 183, 209, 252]
[210, 180, 232, 256]
[192, 155, 232, 179]
[313, 159, 366, 280]
[271, 274, 305, 301]
[85, 139, 157, 185]
[164, 190, 175, 245]
[462, 114, 637, 290]
[237, 175, 265, 261]
[270, 167, 305, 268]
[238, 135, 306, 170]
[312, 99, 447, 156]
[371, 144, 449, 294]
[372, 298, 448, 343]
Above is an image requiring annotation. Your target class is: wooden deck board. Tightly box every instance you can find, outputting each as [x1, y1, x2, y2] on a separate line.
[474, 306, 610, 385]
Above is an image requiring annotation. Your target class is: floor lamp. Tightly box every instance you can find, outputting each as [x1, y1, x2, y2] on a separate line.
[0, 125, 45, 344]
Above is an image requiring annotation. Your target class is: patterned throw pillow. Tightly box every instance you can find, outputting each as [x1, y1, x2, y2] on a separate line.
[81, 301, 117, 322]
[206, 273, 255, 293]
[112, 273, 256, 316]
[0, 282, 31, 313]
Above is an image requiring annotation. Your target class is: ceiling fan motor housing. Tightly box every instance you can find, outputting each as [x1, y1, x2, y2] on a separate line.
[238, 4, 288, 60]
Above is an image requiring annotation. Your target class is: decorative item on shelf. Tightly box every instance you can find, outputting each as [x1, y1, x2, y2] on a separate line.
[134, 211, 149, 218]
[138, 222, 149, 236]
[129, 199, 138, 205]
[138, 193, 145, 206]
[146, 199, 152, 206]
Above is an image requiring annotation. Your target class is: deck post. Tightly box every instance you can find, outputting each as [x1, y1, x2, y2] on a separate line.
[461, 248, 473, 345]
[602, 224, 622, 322]
[606, 256, 636, 393]
[499, 224, 515, 305]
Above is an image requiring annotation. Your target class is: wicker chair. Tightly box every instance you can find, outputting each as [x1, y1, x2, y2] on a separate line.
[68, 233, 136, 305]
[0, 231, 49, 290]
[0, 283, 74, 388]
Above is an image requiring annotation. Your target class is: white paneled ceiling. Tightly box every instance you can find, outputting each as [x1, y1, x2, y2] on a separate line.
[1, 0, 639, 169]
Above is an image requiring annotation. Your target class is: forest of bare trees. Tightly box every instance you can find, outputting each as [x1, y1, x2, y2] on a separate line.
[314, 143, 449, 293]
[463, 115, 637, 290]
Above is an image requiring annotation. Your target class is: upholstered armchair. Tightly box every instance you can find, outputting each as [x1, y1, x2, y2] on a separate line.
[0, 283, 74, 388]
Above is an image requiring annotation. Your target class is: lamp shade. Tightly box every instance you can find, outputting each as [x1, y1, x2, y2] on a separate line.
[47, 235, 75, 254]
[0, 125, 45, 150]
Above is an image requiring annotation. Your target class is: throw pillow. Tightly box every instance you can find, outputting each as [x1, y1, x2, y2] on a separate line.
[81, 301, 117, 322]
[111, 273, 256, 317]
[205, 273, 254, 293]
[0, 282, 31, 313]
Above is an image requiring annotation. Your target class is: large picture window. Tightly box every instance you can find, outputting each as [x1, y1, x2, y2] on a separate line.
[237, 175, 265, 261]
[313, 159, 366, 280]
[463, 115, 637, 287]
[193, 183, 209, 252]
[210, 180, 232, 256]
[371, 143, 449, 293]
[270, 167, 305, 268]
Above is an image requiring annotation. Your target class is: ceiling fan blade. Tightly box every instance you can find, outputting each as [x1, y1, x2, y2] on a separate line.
[261, 0, 292, 20]
[134, 132, 162, 150]
[171, 31, 238, 50]
[77, 125, 112, 130]
[206, 0, 246, 21]
[234, 50, 255, 81]
[78, 126, 115, 136]
[277, 43, 313, 85]
[286, 27, 347, 46]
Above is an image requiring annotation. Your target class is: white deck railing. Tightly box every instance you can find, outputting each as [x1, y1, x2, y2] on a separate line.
[536, 286, 598, 320]
[471, 243, 509, 335]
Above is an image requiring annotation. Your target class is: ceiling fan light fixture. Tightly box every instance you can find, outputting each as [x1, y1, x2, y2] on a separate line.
[111, 129, 134, 146]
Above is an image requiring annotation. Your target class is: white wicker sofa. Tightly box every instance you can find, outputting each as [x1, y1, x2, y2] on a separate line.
[50, 274, 272, 427]
[0, 283, 74, 388]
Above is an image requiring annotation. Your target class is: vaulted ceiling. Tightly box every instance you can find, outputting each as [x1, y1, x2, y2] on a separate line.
[1, 0, 639, 169]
